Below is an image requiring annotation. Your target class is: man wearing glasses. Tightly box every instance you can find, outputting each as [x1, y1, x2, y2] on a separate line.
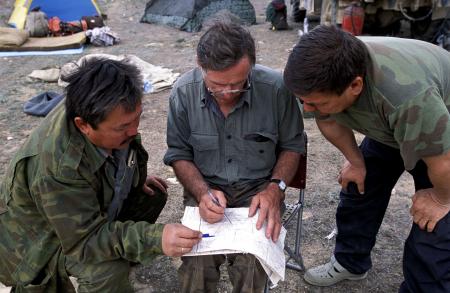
[163, 22, 305, 292]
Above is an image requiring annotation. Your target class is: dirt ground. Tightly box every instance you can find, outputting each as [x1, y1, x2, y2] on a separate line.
[0, 0, 417, 292]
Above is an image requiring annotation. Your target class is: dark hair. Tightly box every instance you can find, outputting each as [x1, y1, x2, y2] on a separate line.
[284, 25, 368, 96]
[197, 22, 256, 71]
[63, 58, 143, 129]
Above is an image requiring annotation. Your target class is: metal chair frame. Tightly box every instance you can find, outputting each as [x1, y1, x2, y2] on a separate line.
[265, 133, 307, 291]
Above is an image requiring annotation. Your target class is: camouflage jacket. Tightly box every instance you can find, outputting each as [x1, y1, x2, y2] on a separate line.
[0, 102, 164, 286]
[331, 37, 450, 170]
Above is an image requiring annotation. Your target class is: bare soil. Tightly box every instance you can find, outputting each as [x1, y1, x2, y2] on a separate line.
[0, 0, 415, 292]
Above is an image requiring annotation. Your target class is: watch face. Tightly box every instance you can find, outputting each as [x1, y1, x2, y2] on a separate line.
[270, 178, 286, 191]
[279, 181, 287, 191]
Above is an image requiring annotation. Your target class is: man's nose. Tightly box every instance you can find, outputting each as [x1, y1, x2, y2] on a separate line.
[126, 126, 138, 137]
[302, 102, 316, 112]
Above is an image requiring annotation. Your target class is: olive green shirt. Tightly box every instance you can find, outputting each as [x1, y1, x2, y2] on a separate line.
[329, 37, 450, 170]
[0, 102, 163, 285]
[164, 65, 305, 186]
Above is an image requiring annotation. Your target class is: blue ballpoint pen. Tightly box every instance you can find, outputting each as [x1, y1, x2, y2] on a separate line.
[207, 189, 232, 223]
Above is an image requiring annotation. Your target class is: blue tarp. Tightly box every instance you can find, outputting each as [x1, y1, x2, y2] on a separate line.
[30, 0, 100, 21]
[0, 46, 84, 57]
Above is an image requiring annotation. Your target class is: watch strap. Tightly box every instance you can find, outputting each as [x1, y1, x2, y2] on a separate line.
[269, 178, 287, 192]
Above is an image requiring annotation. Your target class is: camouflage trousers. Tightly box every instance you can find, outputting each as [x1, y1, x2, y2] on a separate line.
[9, 250, 134, 293]
[179, 253, 267, 293]
[8, 187, 167, 293]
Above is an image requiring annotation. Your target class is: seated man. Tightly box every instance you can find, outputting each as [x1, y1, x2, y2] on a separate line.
[0, 58, 202, 292]
[164, 22, 305, 293]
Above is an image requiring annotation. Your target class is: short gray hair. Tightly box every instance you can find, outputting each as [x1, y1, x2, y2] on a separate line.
[197, 22, 255, 71]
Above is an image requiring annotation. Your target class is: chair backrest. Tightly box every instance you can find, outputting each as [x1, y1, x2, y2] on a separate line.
[288, 133, 307, 190]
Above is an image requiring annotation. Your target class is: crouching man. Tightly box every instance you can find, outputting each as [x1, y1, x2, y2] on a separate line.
[0, 58, 201, 292]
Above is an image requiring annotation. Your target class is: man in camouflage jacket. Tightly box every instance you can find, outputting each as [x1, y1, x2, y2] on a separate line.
[284, 25, 450, 292]
[0, 58, 201, 292]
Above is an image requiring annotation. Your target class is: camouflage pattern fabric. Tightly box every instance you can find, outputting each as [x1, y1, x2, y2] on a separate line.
[179, 253, 267, 293]
[0, 102, 165, 290]
[330, 37, 450, 170]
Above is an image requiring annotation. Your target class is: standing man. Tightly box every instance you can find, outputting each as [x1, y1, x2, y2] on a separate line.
[284, 25, 450, 292]
[0, 58, 201, 292]
[164, 22, 305, 293]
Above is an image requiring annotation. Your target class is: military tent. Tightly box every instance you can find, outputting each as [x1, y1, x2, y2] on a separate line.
[141, 0, 256, 32]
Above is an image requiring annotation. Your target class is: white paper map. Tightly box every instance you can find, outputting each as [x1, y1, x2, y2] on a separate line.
[181, 206, 286, 284]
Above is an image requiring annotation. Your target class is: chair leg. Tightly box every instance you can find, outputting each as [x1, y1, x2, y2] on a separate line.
[284, 189, 305, 271]
[293, 189, 305, 270]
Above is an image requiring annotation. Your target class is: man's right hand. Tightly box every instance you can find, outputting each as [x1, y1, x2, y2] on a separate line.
[198, 189, 227, 223]
[338, 158, 366, 194]
[161, 224, 202, 256]
[316, 119, 365, 194]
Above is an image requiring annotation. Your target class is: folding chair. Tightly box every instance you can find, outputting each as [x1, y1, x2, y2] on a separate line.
[265, 132, 307, 291]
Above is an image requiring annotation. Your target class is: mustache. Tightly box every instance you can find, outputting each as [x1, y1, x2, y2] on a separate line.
[120, 135, 136, 146]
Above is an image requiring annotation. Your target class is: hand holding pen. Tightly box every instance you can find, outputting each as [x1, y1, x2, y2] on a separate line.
[207, 189, 232, 224]
[198, 188, 231, 224]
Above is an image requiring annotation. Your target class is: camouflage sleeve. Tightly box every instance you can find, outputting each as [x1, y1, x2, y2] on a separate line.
[389, 87, 450, 170]
[33, 175, 164, 265]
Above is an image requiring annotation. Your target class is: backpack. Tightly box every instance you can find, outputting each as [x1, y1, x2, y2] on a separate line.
[25, 8, 49, 37]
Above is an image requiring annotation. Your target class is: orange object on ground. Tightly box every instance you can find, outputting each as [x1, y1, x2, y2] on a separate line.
[342, 2, 365, 36]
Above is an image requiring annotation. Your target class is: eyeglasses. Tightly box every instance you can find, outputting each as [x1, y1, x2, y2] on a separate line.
[202, 69, 252, 98]
[207, 84, 251, 98]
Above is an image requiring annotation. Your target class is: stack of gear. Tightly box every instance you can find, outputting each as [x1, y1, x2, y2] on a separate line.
[25, 8, 104, 37]
[48, 15, 104, 36]
[266, 0, 288, 30]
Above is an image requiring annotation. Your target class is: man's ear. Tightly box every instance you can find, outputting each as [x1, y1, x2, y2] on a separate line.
[349, 76, 364, 96]
[74, 117, 90, 136]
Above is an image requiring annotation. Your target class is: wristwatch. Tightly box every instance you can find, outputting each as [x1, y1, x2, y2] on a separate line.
[270, 178, 287, 192]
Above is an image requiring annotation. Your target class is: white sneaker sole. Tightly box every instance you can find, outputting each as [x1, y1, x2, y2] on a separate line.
[304, 271, 367, 287]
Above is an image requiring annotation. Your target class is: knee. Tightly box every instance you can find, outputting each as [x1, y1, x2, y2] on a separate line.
[67, 259, 132, 292]
[152, 187, 168, 208]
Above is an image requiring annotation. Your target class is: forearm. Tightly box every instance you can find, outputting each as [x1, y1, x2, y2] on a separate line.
[424, 153, 450, 205]
[271, 150, 301, 185]
[316, 119, 363, 165]
[172, 160, 209, 202]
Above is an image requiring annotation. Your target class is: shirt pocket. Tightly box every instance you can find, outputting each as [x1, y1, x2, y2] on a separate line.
[189, 133, 219, 177]
[243, 132, 277, 172]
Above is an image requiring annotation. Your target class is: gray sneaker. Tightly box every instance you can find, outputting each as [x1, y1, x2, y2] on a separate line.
[304, 255, 367, 286]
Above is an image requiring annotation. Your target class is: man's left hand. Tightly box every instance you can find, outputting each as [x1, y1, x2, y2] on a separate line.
[249, 183, 283, 242]
[142, 176, 168, 196]
[410, 188, 450, 232]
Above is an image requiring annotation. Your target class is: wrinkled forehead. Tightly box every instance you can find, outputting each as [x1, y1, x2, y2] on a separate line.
[101, 103, 143, 127]
[201, 57, 252, 85]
